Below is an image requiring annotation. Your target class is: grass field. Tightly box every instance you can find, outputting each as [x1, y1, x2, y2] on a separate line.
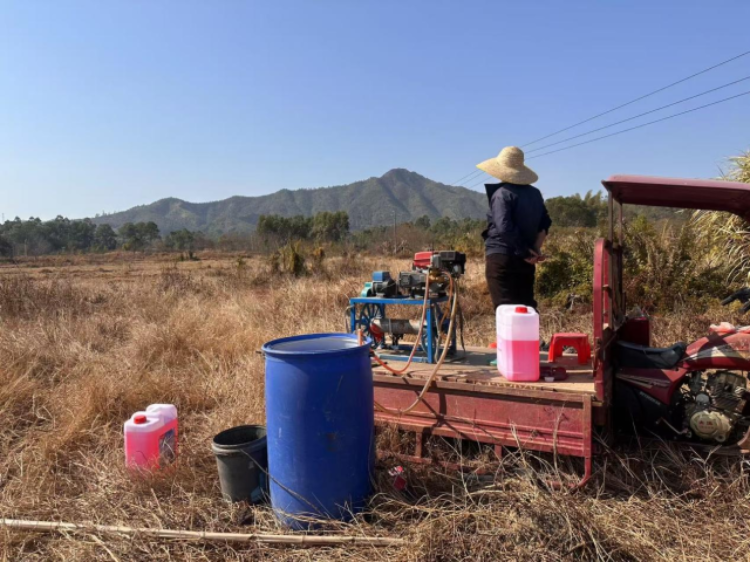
[1, 252, 750, 561]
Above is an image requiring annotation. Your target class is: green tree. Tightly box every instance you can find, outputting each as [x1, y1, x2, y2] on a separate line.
[257, 214, 313, 241]
[414, 215, 431, 230]
[256, 215, 276, 238]
[139, 221, 160, 245]
[288, 215, 313, 239]
[67, 219, 96, 251]
[430, 216, 455, 236]
[165, 229, 196, 251]
[119, 221, 160, 251]
[311, 211, 349, 242]
[4, 217, 47, 255]
[546, 193, 604, 227]
[0, 234, 12, 258]
[93, 224, 118, 251]
[119, 223, 139, 251]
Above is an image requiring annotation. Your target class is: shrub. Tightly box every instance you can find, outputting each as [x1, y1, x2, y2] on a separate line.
[693, 150, 750, 283]
[271, 242, 307, 277]
[536, 228, 596, 306]
[310, 246, 326, 274]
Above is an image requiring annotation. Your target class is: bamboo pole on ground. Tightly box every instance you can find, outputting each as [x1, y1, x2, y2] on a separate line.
[0, 519, 404, 547]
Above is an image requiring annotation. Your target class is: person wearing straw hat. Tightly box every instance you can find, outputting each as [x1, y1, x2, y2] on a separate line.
[478, 146, 551, 310]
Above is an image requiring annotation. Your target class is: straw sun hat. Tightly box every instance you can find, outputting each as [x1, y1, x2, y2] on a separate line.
[476, 146, 538, 185]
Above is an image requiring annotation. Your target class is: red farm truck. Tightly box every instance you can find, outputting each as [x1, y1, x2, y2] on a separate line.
[369, 175, 750, 486]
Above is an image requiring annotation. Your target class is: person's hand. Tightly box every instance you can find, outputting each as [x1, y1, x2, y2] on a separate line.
[525, 249, 541, 265]
[525, 249, 547, 265]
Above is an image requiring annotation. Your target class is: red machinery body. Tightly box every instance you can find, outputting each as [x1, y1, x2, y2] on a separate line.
[615, 366, 688, 405]
[615, 332, 750, 406]
[684, 331, 750, 371]
[412, 251, 435, 270]
[602, 176, 750, 448]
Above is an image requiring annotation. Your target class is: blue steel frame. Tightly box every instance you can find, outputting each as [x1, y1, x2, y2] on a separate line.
[349, 295, 453, 363]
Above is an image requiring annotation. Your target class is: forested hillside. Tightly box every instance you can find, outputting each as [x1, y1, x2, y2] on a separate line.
[90, 169, 489, 234]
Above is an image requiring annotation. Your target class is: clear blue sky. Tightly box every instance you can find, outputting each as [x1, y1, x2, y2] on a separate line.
[1, 1, 749, 220]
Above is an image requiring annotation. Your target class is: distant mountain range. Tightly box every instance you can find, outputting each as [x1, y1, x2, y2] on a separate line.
[91, 169, 489, 234]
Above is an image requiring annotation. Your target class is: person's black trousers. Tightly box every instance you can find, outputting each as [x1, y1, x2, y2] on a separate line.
[485, 253, 537, 310]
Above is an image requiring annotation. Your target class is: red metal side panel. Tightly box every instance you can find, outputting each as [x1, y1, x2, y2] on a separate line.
[373, 377, 593, 463]
[593, 238, 610, 342]
[593, 239, 610, 404]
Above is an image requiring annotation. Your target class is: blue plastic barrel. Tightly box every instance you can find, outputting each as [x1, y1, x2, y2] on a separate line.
[262, 333, 374, 529]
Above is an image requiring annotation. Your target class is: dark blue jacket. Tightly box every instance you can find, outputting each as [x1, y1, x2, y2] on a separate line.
[483, 182, 552, 258]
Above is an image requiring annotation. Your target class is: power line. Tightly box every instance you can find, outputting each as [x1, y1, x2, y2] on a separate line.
[468, 173, 496, 189]
[522, 48, 750, 147]
[455, 170, 484, 186]
[449, 48, 750, 186]
[526, 74, 750, 154]
[526, 89, 750, 160]
[447, 169, 483, 187]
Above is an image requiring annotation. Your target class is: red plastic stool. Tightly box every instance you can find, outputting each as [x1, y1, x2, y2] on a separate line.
[548, 333, 591, 365]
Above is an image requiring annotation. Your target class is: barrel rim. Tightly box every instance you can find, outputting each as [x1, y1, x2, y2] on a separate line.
[262, 332, 371, 358]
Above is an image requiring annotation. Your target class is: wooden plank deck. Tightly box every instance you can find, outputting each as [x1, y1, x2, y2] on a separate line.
[372, 345, 597, 398]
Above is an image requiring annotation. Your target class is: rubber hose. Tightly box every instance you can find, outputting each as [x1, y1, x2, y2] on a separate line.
[373, 276, 460, 415]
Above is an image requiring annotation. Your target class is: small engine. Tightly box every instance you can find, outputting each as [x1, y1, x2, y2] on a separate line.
[360, 251, 467, 299]
[398, 251, 466, 298]
[684, 371, 748, 442]
[354, 250, 465, 360]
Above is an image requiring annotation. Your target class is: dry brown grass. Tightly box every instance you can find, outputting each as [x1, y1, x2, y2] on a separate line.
[1, 254, 750, 561]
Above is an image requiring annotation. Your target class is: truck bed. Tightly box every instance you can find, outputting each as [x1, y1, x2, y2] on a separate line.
[372, 346, 597, 399]
[371, 345, 596, 484]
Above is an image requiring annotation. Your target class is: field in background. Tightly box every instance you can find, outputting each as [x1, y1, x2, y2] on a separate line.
[2, 252, 750, 561]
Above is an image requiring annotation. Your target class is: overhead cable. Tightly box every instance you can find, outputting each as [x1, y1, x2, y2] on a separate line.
[526, 75, 750, 154]
[522, 48, 750, 147]
[448, 169, 484, 187]
[526, 89, 750, 160]
[468, 174, 496, 189]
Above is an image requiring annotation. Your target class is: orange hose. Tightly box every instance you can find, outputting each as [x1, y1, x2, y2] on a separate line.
[367, 274, 437, 375]
[367, 276, 460, 415]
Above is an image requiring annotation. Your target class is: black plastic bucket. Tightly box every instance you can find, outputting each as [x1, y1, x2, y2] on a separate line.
[211, 425, 268, 503]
